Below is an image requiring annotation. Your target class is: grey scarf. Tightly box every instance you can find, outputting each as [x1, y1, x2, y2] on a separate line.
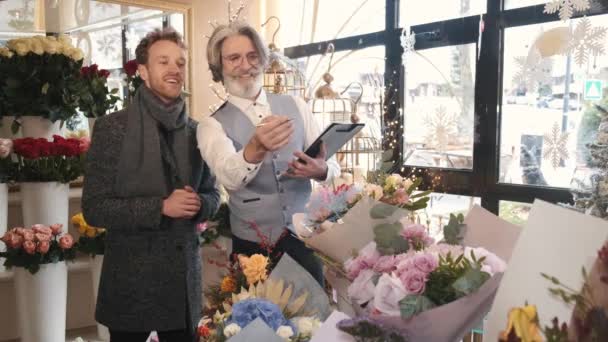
[115, 85, 190, 198]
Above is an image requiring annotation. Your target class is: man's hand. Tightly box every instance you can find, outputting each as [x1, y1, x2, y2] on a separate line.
[162, 186, 201, 219]
[244, 115, 293, 163]
[285, 143, 328, 181]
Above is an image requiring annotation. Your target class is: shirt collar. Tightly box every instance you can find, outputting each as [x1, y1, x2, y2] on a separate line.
[228, 88, 268, 112]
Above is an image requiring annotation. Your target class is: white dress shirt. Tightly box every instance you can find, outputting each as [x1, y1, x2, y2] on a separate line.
[197, 89, 341, 191]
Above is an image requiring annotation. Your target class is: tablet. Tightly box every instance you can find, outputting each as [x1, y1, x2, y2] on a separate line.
[300, 123, 365, 163]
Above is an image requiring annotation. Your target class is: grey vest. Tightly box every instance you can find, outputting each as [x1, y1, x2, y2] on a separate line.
[212, 94, 312, 243]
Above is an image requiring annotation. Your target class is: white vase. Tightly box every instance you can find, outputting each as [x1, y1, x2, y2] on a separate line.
[14, 262, 68, 342]
[88, 117, 96, 135]
[20, 182, 69, 228]
[20, 116, 66, 139]
[0, 116, 21, 138]
[90, 255, 110, 341]
[0, 183, 7, 272]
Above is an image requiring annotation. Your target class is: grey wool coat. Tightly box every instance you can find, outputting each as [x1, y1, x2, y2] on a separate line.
[81, 110, 220, 332]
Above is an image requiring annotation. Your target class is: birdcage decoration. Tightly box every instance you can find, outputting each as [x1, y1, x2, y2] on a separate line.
[261, 17, 306, 97]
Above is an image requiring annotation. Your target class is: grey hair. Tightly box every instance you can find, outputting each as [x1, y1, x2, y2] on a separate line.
[206, 21, 269, 83]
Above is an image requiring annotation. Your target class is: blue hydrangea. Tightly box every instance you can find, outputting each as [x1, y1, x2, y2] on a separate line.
[228, 299, 296, 333]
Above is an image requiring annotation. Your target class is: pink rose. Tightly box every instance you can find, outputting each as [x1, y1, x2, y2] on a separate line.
[344, 257, 365, 280]
[197, 222, 208, 233]
[32, 224, 52, 236]
[393, 188, 410, 205]
[22, 230, 35, 241]
[373, 255, 397, 273]
[412, 253, 438, 274]
[59, 234, 74, 249]
[372, 273, 408, 316]
[5, 233, 24, 249]
[35, 233, 51, 242]
[78, 137, 91, 153]
[395, 253, 416, 275]
[400, 224, 434, 250]
[358, 242, 380, 268]
[50, 224, 63, 235]
[23, 240, 36, 255]
[347, 269, 377, 305]
[400, 270, 427, 295]
[13, 227, 26, 236]
[37, 240, 50, 254]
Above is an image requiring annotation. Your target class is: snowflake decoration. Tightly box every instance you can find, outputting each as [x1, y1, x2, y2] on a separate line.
[400, 29, 416, 67]
[512, 50, 553, 92]
[125, 29, 141, 55]
[563, 17, 607, 67]
[543, 122, 570, 168]
[544, 0, 590, 21]
[423, 106, 458, 154]
[96, 35, 118, 58]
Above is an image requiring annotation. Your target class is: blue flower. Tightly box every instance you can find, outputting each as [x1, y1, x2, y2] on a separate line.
[229, 299, 296, 333]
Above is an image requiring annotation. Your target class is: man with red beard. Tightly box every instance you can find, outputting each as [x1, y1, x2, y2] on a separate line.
[199, 21, 340, 285]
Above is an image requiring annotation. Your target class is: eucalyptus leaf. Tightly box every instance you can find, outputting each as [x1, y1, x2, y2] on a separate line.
[452, 267, 490, 296]
[370, 203, 398, 219]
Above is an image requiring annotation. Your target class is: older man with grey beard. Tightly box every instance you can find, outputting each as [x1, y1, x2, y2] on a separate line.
[197, 21, 340, 285]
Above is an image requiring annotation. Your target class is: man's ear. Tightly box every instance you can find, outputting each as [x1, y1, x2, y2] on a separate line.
[138, 64, 149, 82]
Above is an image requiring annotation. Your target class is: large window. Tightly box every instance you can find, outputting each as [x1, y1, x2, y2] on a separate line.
[284, 0, 608, 215]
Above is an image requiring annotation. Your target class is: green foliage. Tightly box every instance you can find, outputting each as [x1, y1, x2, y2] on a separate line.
[442, 213, 466, 245]
[373, 222, 410, 256]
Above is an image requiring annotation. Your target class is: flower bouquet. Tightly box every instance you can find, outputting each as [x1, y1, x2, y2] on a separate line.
[123, 59, 143, 103]
[0, 224, 76, 274]
[11, 135, 90, 183]
[293, 174, 431, 270]
[333, 213, 506, 341]
[498, 241, 608, 342]
[199, 253, 331, 341]
[71, 213, 105, 257]
[0, 35, 85, 131]
[78, 64, 120, 119]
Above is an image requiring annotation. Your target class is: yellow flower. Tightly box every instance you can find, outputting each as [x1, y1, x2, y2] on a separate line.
[499, 305, 544, 342]
[85, 227, 97, 238]
[220, 276, 237, 293]
[71, 213, 85, 226]
[238, 254, 269, 285]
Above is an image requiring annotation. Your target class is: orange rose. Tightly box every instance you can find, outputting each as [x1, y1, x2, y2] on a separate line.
[220, 276, 237, 293]
[238, 254, 269, 286]
[23, 240, 36, 255]
[59, 234, 74, 249]
[37, 240, 50, 254]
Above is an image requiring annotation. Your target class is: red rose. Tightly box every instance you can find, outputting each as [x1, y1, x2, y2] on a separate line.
[197, 325, 211, 338]
[80, 66, 90, 77]
[99, 69, 111, 78]
[124, 59, 138, 77]
[90, 64, 98, 74]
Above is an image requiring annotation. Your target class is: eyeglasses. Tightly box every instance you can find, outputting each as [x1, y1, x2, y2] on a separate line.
[222, 52, 260, 68]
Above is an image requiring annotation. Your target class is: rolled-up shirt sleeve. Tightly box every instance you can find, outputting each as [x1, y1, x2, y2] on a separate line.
[196, 116, 262, 191]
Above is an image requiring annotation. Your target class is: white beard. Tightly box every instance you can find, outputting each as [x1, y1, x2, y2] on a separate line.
[223, 72, 263, 99]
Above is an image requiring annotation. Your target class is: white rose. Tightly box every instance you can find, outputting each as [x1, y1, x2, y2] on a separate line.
[43, 40, 59, 54]
[276, 326, 294, 340]
[13, 42, 29, 56]
[402, 178, 414, 190]
[223, 323, 241, 338]
[30, 39, 44, 55]
[372, 273, 408, 316]
[347, 269, 377, 305]
[364, 184, 383, 200]
[297, 318, 314, 336]
[71, 48, 84, 61]
[58, 34, 72, 46]
[385, 174, 403, 188]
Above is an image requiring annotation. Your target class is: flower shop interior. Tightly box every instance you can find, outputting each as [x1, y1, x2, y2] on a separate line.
[1, 0, 608, 341]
